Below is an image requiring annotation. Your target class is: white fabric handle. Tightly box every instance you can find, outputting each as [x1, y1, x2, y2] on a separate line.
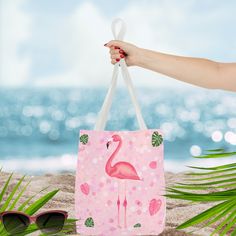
[94, 18, 147, 131]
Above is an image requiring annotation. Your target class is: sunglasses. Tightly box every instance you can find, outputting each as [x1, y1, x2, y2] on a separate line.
[0, 210, 68, 235]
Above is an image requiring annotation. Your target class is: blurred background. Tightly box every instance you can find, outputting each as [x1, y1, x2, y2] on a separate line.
[0, 0, 236, 174]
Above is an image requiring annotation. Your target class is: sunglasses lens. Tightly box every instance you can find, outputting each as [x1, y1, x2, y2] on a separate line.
[2, 213, 29, 234]
[36, 212, 65, 234]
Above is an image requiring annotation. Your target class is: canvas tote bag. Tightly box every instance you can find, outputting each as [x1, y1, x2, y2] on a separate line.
[75, 18, 166, 236]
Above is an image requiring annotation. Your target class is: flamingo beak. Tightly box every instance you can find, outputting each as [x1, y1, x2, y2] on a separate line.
[106, 139, 112, 149]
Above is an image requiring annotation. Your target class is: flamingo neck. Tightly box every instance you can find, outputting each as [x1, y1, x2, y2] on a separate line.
[106, 139, 122, 174]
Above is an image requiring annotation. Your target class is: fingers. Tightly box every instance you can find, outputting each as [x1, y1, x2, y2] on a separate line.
[104, 40, 124, 48]
[104, 40, 128, 64]
[111, 59, 117, 65]
[110, 48, 127, 64]
[111, 57, 122, 65]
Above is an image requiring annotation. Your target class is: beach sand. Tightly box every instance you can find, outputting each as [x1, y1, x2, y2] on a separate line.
[0, 171, 216, 236]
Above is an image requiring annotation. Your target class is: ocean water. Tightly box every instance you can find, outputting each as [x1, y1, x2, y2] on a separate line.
[0, 87, 236, 174]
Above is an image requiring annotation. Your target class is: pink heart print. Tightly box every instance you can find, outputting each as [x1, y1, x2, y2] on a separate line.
[149, 198, 162, 216]
[149, 161, 157, 169]
[80, 183, 90, 195]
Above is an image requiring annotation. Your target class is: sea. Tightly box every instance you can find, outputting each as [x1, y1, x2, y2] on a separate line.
[0, 87, 236, 174]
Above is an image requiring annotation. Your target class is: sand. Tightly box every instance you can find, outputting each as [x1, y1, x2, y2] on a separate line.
[0, 171, 217, 236]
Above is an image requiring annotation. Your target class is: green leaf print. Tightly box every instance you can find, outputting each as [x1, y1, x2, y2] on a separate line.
[85, 217, 94, 227]
[134, 223, 141, 228]
[80, 134, 89, 145]
[152, 131, 163, 147]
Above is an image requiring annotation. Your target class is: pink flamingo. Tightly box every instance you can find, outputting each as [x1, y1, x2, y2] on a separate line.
[105, 134, 141, 228]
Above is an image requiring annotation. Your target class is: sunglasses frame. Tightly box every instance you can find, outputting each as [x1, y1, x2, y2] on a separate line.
[0, 210, 68, 231]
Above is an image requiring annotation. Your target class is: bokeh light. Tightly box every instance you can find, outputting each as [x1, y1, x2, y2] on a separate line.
[211, 130, 223, 142]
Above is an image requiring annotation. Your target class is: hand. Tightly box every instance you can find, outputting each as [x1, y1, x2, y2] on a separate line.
[104, 40, 141, 66]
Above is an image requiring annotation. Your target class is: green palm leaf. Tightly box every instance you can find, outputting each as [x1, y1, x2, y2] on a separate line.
[0, 170, 77, 235]
[182, 177, 236, 186]
[211, 205, 236, 236]
[231, 226, 236, 236]
[0, 173, 13, 204]
[194, 151, 236, 158]
[167, 148, 236, 235]
[187, 162, 236, 170]
[173, 182, 236, 190]
[0, 175, 25, 212]
[18, 186, 49, 211]
[206, 149, 225, 153]
[205, 200, 236, 228]
[24, 189, 59, 215]
[176, 200, 236, 229]
[9, 180, 31, 211]
[186, 166, 236, 176]
[185, 172, 236, 181]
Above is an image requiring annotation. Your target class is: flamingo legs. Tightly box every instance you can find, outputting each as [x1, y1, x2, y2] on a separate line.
[117, 181, 121, 228]
[116, 180, 128, 229]
[123, 180, 127, 228]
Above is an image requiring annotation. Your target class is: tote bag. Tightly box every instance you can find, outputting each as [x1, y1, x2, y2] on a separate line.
[75, 18, 166, 236]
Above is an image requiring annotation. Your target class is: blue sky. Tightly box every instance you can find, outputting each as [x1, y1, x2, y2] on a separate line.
[0, 0, 236, 88]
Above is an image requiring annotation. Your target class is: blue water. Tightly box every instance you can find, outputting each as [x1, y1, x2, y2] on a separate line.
[0, 87, 236, 174]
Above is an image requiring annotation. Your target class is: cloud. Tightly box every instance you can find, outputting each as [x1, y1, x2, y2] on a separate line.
[34, 0, 236, 89]
[0, 0, 31, 86]
[1, 0, 236, 88]
[33, 1, 189, 88]
[34, 2, 112, 87]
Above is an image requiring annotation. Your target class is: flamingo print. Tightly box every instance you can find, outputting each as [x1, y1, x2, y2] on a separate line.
[105, 134, 141, 228]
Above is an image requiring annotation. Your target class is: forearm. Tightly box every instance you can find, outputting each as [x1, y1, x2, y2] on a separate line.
[136, 48, 222, 90]
[106, 40, 236, 91]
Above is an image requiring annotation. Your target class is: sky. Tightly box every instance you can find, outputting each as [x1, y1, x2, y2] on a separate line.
[0, 0, 236, 88]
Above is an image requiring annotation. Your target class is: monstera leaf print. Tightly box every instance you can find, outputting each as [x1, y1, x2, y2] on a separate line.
[134, 223, 141, 228]
[152, 131, 163, 147]
[85, 217, 94, 227]
[80, 134, 89, 145]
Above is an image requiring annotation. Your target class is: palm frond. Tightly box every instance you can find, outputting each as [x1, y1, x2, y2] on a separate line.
[187, 162, 236, 170]
[173, 182, 236, 190]
[18, 186, 49, 211]
[176, 199, 236, 230]
[9, 180, 31, 210]
[0, 170, 76, 235]
[0, 175, 25, 212]
[0, 173, 13, 204]
[193, 151, 236, 159]
[167, 149, 236, 235]
[206, 149, 225, 153]
[24, 189, 59, 215]
[185, 172, 236, 181]
[185, 167, 236, 176]
[231, 226, 236, 235]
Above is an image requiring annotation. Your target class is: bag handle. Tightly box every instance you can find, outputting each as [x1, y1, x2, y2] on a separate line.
[94, 18, 147, 131]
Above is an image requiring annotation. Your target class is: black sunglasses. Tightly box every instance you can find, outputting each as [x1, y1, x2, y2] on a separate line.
[0, 210, 68, 235]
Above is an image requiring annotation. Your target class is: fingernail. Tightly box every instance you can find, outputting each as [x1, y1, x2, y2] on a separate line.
[104, 43, 107, 46]
[114, 46, 120, 49]
[119, 49, 124, 53]
[120, 54, 125, 58]
[116, 58, 120, 62]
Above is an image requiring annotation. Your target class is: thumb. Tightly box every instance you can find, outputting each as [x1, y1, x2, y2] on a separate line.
[104, 40, 126, 49]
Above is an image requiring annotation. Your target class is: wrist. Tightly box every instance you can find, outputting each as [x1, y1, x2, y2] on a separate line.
[134, 47, 146, 67]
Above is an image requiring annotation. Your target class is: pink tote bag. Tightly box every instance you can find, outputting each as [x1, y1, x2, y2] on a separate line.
[75, 19, 166, 236]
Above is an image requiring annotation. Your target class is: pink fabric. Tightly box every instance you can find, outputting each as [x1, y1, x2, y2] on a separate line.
[75, 129, 165, 235]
